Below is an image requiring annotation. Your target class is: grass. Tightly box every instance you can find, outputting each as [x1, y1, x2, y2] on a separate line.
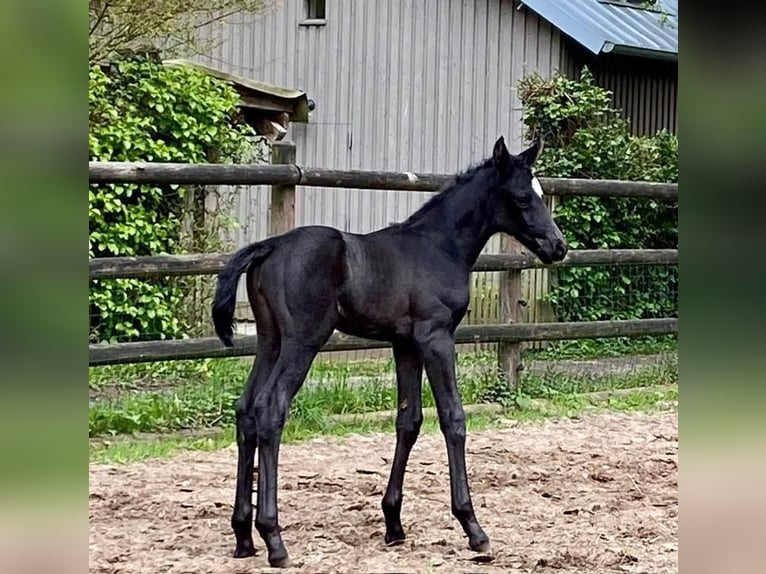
[89, 355, 504, 437]
[89, 350, 676, 437]
[90, 386, 677, 464]
[522, 334, 677, 361]
[89, 345, 678, 464]
[519, 352, 677, 398]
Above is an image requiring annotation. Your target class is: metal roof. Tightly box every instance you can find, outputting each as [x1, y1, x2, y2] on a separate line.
[519, 0, 678, 61]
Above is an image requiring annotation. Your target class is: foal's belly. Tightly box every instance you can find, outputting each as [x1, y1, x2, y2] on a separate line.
[334, 295, 413, 342]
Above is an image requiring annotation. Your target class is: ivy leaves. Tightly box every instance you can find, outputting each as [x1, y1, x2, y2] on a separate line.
[518, 69, 678, 322]
[89, 57, 256, 343]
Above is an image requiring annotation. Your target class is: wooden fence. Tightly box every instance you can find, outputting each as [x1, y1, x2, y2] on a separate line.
[89, 142, 678, 389]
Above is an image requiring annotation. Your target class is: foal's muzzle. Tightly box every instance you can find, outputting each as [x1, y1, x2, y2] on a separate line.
[534, 236, 568, 264]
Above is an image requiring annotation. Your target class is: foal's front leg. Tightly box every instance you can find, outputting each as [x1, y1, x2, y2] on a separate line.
[414, 323, 491, 554]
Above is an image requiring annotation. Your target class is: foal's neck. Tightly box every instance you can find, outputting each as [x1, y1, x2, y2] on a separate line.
[402, 165, 498, 269]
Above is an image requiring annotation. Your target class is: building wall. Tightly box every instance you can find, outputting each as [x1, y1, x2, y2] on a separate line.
[196, 0, 568, 324]
[197, 0, 565, 236]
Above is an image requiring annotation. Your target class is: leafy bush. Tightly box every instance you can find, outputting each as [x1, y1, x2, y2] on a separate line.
[518, 68, 678, 321]
[89, 56, 258, 342]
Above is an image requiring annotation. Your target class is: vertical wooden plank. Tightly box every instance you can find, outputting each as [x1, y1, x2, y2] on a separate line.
[373, 0, 388, 170]
[652, 74, 662, 135]
[411, 0, 426, 170]
[629, 65, 638, 135]
[499, 0, 514, 146]
[346, 0, 363, 235]
[470, 0, 486, 162]
[664, 78, 671, 134]
[638, 72, 648, 135]
[511, 4, 528, 149]
[671, 74, 678, 134]
[537, 18, 551, 78]
[269, 142, 296, 237]
[550, 28, 561, 74]
[660, 75, 669, 132]
[421, 0, 437, 172]
[434, 0, 451, 171]
[459, 0, 475, 168]
[447, 0, 463, 170]
[485, 0, 500, 151]
[384, 0, 399, 170]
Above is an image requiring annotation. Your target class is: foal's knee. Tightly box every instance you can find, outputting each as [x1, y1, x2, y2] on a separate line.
[253, 403, 285, 445]
[396, 409, 423, 444]
[235, 401, 257, 443]
[440, 408, 466, 445]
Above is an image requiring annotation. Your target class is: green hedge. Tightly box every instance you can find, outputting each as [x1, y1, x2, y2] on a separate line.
[518, 68, 678, 321]
[89, 56, 257, 343]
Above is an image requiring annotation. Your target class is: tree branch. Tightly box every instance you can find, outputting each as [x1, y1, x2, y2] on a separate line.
[89, 1, 112, 36]
[89, 0, 271, 64]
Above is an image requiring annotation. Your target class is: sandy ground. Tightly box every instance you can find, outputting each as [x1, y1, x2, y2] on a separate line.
[89, 409, 677, 574]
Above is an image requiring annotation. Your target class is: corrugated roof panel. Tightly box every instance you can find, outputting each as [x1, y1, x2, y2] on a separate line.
[520, 0, 678, 60]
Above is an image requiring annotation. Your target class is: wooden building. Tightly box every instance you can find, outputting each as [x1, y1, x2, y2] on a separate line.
[189, 0, 678, 325]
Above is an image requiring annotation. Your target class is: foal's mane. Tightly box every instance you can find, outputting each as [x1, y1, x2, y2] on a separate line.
[401, 159, 495, 228]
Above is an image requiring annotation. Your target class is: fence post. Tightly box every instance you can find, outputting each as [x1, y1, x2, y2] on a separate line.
[498, 234, 524, 391]
[269, 141, 297, 237]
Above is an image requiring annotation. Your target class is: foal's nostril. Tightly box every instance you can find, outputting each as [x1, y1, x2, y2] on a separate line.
[554, 240, 568, 260]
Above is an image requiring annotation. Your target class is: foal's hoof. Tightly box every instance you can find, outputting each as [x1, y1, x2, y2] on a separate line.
[470, 538, 492, 555]
[233, 548, 255, 559]
[233, 540, 255, 558]
[268, 552, 292, 568]
[385, 528, 406, 547]
[385, 536, 406, 547]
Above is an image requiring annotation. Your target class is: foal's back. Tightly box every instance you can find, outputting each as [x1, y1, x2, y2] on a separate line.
[254, 224, 470, 343]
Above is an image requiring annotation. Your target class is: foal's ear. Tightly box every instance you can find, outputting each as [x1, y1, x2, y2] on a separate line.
[518, 136, 544, 167]
[492, 135, 511, 175]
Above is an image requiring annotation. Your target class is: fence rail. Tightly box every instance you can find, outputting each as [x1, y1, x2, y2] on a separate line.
[89, 248, 678, 280]
[89, 318, 678, 366]
[88, 148, 678, 384]
[88, 161, 678, 199]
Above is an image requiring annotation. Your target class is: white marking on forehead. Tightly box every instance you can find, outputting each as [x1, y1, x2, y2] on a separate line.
[531, 176, 544, 198]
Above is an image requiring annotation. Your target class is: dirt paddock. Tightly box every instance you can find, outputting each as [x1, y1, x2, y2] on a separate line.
[89, 409, 677, 574]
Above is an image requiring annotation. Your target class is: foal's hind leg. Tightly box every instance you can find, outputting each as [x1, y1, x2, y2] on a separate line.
[382, 341, 423, 545]
[231, 284, 280, 558]
[230, 335, 279, 558]
[252, 341, 322, 568]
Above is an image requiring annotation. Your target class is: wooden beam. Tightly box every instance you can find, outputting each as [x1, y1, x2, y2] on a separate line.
[297, 167, 453, 192]
[89, 161, 678, 198]
[88, 162, 300, 186]
[89, 318, 678, 365]
[89, 249, 678, 280]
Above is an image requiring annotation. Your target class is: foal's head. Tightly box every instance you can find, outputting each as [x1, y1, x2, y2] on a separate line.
[489, 136, 568, 264]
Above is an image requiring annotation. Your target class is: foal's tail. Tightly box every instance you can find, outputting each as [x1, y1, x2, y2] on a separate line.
[212, 239, 275, 347]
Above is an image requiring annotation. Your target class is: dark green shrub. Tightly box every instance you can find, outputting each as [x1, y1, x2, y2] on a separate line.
[89, 56, 257, 342]
[518, 68, 678, 321]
